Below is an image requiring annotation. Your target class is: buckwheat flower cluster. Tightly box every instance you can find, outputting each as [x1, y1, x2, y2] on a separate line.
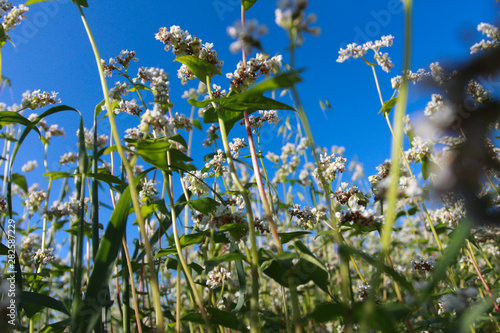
[139, 179, 158, 199]
[45, 200, 70, 220]
[134, 67, 170, 103]
[1, 3, 28, 33]
[275, 0, 320, 45]
[391, 68, 429, 89]
[33, 248, 56, 266]
[289, 204, 325, 229]
[155, 26, 223, 84]
[77, 128, 109, 150]
[0, 195, 7, 212]
[101, 50, 138, 77]
[438, 288, 478, 315]
[337, 35, 394, 72]
[227, 19, 268, 54]
[423, 94, 445, 119]
[229, 138, 246, 158]
[467, 80, 490, 104]
[336, 200, 382, 231]
[21, 90, 61, 110]
[430, 199, 465, 226]
[333, 183, 362, 206]
[108, 82, 129, 100]
[59, 152, 78, 165]
[172, 112, 193, 131]
[312, 152, 347, 182]
[182, 170, 209, 196]
[224, 194, 245, 210]
[202, 124, 219, 148]
[254, 217, 270, 234]
[409, 255, 436, 273]
[22, 160, 38, 173]
[199, 205, 247, 232]
[226, 54, 282, 92]
[399, 176, 423, 198]
[25, 189, 47, 214]
[245, 110, 280, 130]
[205, 149, 228, 176]
[405, 136, 430, 162]
[206, 267, 232, 289]
[272, 142, 302, 183]
[115, 99, 142, 116]
[470, 23, 500, 54]
[356, 284, 371, 301]
[139, 105, 174, 134]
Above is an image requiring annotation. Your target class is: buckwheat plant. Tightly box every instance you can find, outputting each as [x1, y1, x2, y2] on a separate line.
[1, 1, 500, 333]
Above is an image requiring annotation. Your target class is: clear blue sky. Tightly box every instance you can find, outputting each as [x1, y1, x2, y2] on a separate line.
[2, 0, 499, 201]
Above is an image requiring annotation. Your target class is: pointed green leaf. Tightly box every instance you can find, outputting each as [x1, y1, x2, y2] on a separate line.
[204, 252, 247, 272]
[378, 97, 398, 116]
[0, 111, 41, 136]
[182, 307, 249, 332]
[188, 197, 219, 215]
[278, 231, 310, 244]
[21, 291, 70, 317]
[242, 0, 257, 11]
[175, 55, 221, 85]
[306, 302, 348, 323]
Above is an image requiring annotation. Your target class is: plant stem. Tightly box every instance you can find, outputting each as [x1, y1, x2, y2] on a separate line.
[76, 6, 164, 331]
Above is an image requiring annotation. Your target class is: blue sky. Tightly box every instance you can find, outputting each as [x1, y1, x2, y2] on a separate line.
[1, 0, 499, 208]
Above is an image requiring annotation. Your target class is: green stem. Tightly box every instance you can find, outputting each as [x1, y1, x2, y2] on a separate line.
[76, 6, 164, 331]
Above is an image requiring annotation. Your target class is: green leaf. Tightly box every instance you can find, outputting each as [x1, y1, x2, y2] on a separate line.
[164, 257, 204, 274]
[306, 302, 348, 323]
[188, 197, 219, 215]
[294, 240, 329, 292]
[71, 0, 88, 7]
[10, 173, 28, 193]
[168, 133, 188, 148]
[246, 70, 303, 96]
[25, 0, 59, 5]
[278, 231, 310, 244]
[204, 252, 247, 272]
[182, 307, 249, 332]
[378, 97, 398, 116]
[43, 171, 72, 181]
[421, 157, 438, 180]
[72, 184, 132, 332]
[174, 55, 221, 85]
[21, 291, 70, 318]
[155, 231, 207, 257]
[192, 119, 202, 130]
[128, 138, 170, 171]
[242, 0, 257, 11]
[0, 242, 8, 255]
[87, 172, 125, 187]
[40, 319, 71, 333]
[0, 111, 41, 136]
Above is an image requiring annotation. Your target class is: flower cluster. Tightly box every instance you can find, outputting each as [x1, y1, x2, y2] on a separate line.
[405, 136, 430, 162]
[333, 183, 362, 206]
[138, 105, 174, 134]
[155, 25, 223, 84]
[22, 160, 38, 173]
[134, 67, 170, 103]
[227, 19, 268, 54]
[205, 150, 228, 176]
[289, 204, 325, 229]
[391, 68, 429, 89]
[409, 255, 436, 273]
[337, 35, 394, 72]
[206, 267, 232, 289]
[115, 99, 142, 116]
[139, 179, 158, 200]
[77, 127, 109, 150]
[226, 53, 282, 92]
[32, 248, 56, 266]
[102, 50, 138, 76]
[336, 201, 382, 231]
[312, 152, 347, 182]
[275, 0, 320, 45]
[25, 189, 47, 214]
[182, 170, 209, 196]
[1, 2, 28, 33]
[21, 90, 61, 110]
[356, 284, 371, 301]
[245, 110, 280, 130]
[470, 23, 499, 54]
[59, 152, 78, 165]
[229, 138, 246, 158]
[467, 80, 490, 104]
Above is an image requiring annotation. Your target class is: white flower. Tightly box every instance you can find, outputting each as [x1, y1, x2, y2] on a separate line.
[22, 160, 38, 173]
[206, 267, 232, 289]
[182, 171, 209, 196]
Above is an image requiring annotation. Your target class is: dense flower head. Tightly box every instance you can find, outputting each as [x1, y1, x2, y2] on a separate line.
[22, 160, 38, 173]
[275, 0, 320, 45]
[134, 67, 170, 103]
[115, 99, 142, 116]
[59, 152, 78, 165]
[206, 267, 232, 289]
[290, 204, 325, 229]
[467, 80, 491, 104]
[470, 23, 500, 54]
[101, 50, 138, 77]
[229, 138, 246, 158]
[410, 255, 436, 273]
[227, 19, 268, 54]
[182, 170, 209, 196]
[391, 68, 430, 89]
[21, 90, 61, 110]
[1, 3, 28, 33]
[226, 53, 282, 92]
[139, 178, 158, 200]
[245, 110, 280, 130]
[336, 200, 382, 231]
[156, 25, 223, 85]
[337, 35, 394, 73]
[312, 152, 347, 182]
[138, 104, 174, 134]
[205, 149, 228, 176]
[77, 127, 109, 150]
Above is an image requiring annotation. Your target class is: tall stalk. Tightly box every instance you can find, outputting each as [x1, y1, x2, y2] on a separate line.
[76, 5, 164, 331]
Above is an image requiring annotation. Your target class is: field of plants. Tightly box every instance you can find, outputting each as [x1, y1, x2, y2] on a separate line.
[1, 0, 500, 332]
